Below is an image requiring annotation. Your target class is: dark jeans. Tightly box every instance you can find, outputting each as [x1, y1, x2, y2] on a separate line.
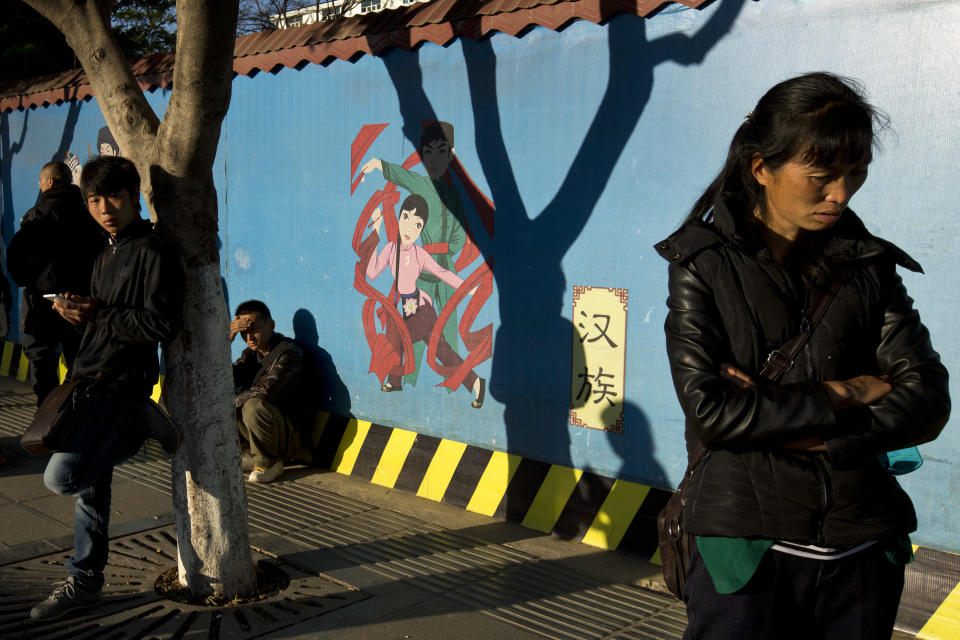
[682, 542, 904, 640]
[42, 401, 148, 590]
[22, 303, 83, 405]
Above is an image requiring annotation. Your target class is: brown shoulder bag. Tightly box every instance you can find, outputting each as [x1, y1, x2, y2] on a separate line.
[20, 378, 90, 455]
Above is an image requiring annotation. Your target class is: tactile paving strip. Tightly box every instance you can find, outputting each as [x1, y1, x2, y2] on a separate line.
[286, 515, 684, 639]
[0, 389, 36, 438]
[310, 524, 537, 590]
[446, 563, 685, 640]
[116, 449, 379, 534]
[0, 525, 367, 640]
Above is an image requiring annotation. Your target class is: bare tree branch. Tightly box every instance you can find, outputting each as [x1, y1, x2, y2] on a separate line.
[158, 0, 238, 174]
[23, 0, 160, 157]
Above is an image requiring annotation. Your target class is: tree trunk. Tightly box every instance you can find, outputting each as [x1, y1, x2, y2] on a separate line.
[166, 262, 255, 595]
[22, 0, 256, 597]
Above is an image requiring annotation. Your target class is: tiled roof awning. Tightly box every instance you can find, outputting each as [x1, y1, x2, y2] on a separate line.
[0, 0, 708, 112]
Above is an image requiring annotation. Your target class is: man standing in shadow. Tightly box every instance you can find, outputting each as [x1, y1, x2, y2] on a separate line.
[7, 161, 103, 405]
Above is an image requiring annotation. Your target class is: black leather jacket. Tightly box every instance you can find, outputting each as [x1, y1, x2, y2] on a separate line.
[233, 333, 310, 424]
[655, 199, 949, 545]
[8, 183, 103, 295]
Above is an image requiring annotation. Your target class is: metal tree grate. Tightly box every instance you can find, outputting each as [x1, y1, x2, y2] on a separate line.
[0, 525, 367, 640]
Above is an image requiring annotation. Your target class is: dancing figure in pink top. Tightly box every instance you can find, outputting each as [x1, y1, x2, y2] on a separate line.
[364, 194, 485, 408]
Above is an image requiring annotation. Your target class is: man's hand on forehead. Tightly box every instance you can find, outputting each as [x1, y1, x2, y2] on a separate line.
[229, 315, 257, 341]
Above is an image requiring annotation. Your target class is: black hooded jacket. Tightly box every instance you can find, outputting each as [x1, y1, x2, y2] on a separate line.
[7, 183, 104, 336]
[654, 198, 949, 545]
[7, 183, 103, 295]
[233, 332, 311, 424]
[71, 220, 182, 399]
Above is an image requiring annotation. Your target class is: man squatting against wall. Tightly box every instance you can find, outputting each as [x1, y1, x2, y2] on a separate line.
[230, 300, 314, 484]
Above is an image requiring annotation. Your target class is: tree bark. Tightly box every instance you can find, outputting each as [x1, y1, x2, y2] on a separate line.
[22, 0, 255, 597]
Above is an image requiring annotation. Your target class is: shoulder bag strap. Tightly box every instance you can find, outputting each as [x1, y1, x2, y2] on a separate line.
[759, 269, 849, 383]
[686, 268, 849, 470]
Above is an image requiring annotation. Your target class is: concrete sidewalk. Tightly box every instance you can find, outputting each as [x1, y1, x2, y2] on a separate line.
[0, 377, 688, 639]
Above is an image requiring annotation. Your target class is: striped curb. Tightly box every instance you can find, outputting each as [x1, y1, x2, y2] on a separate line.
[307, 411, 670, 559]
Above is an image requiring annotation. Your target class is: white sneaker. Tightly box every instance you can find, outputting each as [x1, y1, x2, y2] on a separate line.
[241, 450, 256, 473]
[247, 459, 283, 483]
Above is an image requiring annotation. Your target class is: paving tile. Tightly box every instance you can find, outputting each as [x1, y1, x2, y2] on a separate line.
[0, 503, 72, 546]
[108, 479, 174, 523]
[0, 456, 54, 502]
[277, 595, 547, 640]
[19, 493, 76, 528]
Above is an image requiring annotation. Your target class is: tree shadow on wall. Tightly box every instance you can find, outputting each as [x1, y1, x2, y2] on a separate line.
[0, 110, 30, 250]
[381, 2, 746, 523]
[0, 109, 30, 338]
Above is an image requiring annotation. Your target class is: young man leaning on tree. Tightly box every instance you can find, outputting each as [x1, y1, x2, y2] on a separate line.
[30, 155, 182, 621]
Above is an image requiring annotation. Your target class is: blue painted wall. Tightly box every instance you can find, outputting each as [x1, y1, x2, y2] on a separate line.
[2, 0, 959, 551]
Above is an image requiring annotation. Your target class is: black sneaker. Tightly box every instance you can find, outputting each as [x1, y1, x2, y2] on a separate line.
[142, 401, 181, 455]
[29, 576, 101, 620]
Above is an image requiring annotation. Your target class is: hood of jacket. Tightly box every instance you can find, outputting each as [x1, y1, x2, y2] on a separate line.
[654, 197, 922, 275]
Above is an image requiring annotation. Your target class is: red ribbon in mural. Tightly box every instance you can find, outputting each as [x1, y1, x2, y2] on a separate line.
[351, 123, 389, 195]
[427, 257, 494, 390]
[351, 123, 495, 390]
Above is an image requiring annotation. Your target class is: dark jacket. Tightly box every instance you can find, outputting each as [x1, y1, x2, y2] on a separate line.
[7, 183, 104, 337]
[234, 333, 310, 424]
[71, 220, 182, 399]
[8, 183, 103, 294]
[655, 198, 950, 546]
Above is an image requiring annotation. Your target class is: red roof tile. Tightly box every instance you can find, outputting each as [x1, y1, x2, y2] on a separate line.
[0, 0, 708, 112]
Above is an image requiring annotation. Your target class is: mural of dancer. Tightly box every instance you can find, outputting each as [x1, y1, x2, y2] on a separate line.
[360, 195, 484, 407]
[96, 126, 119, 156]
[350, 120, 495, 406]
[359, 121, 468, 386]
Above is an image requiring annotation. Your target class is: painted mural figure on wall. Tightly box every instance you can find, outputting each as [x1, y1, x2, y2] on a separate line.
[359, 121, 467, 387]
[350, 120, 495, 404]
[360, 195, 485, 407]
[65, 126, 119, 186]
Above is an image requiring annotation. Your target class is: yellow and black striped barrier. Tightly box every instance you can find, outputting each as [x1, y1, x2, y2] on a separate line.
[0, 340, 30, 382]
[305, 411, 960, 638]
[0, 339, 162, 401]
[307, 411, 669, 558]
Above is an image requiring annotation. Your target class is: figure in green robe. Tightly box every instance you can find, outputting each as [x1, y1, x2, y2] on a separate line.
[360, 121, 467, 387]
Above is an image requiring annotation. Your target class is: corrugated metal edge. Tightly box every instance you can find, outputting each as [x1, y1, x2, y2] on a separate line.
[0, 0, 709, 112]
